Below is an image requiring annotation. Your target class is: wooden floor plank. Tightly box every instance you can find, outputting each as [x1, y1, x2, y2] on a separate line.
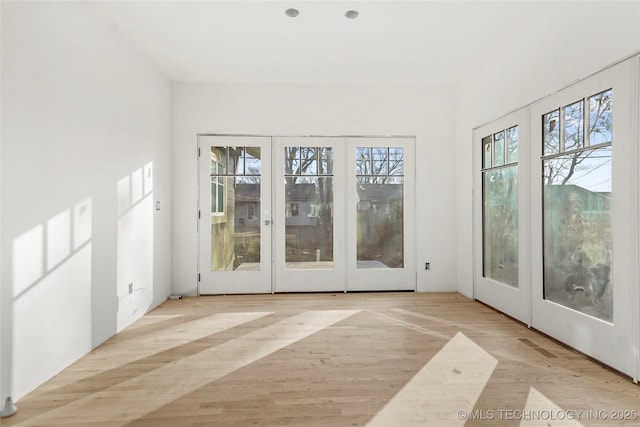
[4, 293, 639, 426]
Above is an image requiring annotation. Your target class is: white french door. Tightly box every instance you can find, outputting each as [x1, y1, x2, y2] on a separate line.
[198, 135, 416, 294]
[473, 108, 531, 325]
[530, 59, 636, 378]
[198, 136, 272, 294]
[346, 137, 416, 291]
[273, 137, 346, 292]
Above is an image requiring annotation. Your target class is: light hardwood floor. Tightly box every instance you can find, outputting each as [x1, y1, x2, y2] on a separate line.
[4, 292, 640, 426]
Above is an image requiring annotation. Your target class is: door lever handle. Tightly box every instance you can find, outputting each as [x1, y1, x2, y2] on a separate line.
[264, 220, 271, 225]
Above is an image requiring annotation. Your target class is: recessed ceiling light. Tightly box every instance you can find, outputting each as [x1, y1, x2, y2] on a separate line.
[345, 10, 359, 19]
[285, 8, 299, 18]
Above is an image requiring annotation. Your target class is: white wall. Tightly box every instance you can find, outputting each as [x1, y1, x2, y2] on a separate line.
[1, 1, 172, 401]
[455, 1, 640, 297]
[171, 83, 457, 296]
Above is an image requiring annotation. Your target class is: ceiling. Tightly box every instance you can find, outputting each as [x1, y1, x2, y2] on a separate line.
[96, 1, 553, 86]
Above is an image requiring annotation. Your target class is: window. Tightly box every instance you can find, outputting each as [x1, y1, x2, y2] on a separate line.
[482, 126, 519, 287]
[542, 89, 613, 321]
[284, 146, 334, 265]
[209, 145, 262, 271]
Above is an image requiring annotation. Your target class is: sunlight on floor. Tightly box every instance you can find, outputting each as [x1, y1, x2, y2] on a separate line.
[14, 310, 360, 426]
[366, 331, 497, 427]
[520, 387, 585, 427]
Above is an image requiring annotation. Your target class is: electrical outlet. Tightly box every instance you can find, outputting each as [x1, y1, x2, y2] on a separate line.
[128, 283, 133, 294]
[425, 262, 430, 271]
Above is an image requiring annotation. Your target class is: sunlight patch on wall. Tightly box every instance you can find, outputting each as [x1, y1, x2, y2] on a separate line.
[12, 225, 44, 297]
[144, 161, 153, 195]
[117, 175, 130, 216]
[73, 198, 92, 249]
[11, 197, 93, 400]
[46, 209, 71, 270]
[117, 163, 154, 332]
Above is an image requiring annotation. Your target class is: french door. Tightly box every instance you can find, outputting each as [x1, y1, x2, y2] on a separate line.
[198, 135, 416, 294]
[198, 136, 272, 294]
[273, 137, 346, 292]
[473, 108, 531, 325]
[346, 137, 416, 291]
[530, 60, 636, 378]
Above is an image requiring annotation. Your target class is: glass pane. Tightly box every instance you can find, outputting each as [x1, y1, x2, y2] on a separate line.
[372, 148, 388, 175]
[543, 109, 560, 155]
[228, 147, 241, 175]
[211, 176, 231, 271]
[319, 147, 333, 175]
[217, 185, 224, 212]
[210, 177, 219, 214]
[356, 176, 404, 269]
[285, 177, 334, 269]
[493, 131, 505, 167]
[285, 147, 301, 175]
[543, 146, 612, 321]
[564, 100, 584, 151]
[245, 147, 261, 175]
[389, 147, 403, 161]
[300, 147, 317, 175]
[482, 136, 492, 169]
[589, 89, 612, 146]
[211, 146, 262, 272]
[356, 147, 371, 175]
[506, 126, 518, 164]
[373, 160, 388, 175]
[236, 151, 245, 175]
[232, 178, 261, 271]
[483, 166, 518, 287]
[210, 147, 224, 174]
[389, 147, 404, 175]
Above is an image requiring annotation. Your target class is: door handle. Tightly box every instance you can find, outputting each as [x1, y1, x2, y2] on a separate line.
[264, 220, 271, 226]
